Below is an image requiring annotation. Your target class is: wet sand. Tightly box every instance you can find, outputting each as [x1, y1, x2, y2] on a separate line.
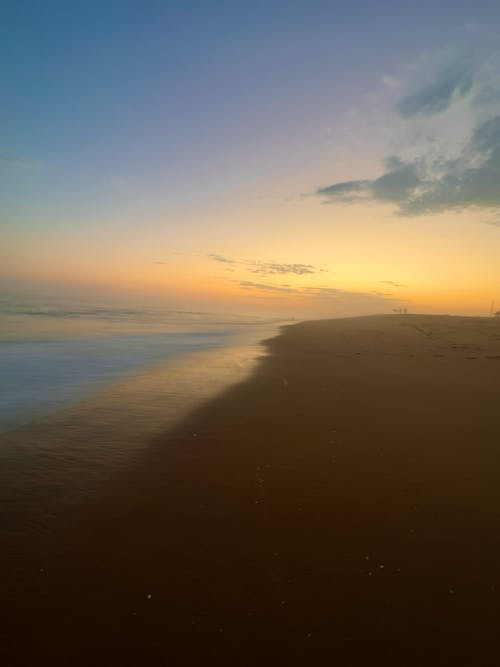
[2, 315, 500, 665]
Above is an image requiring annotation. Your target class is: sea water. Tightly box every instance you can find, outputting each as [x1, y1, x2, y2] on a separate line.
[0, 293, 273, 434]
[0, 293, 280, 541]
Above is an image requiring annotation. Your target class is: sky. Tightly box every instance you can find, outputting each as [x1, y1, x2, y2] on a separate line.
[2, 0, 500, 317]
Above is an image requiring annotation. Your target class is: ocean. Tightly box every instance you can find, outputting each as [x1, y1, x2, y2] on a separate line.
[0, 293, 281, 538]
[0, 293, 278, 433]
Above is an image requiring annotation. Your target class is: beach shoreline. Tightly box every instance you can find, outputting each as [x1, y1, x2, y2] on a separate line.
[0, 324, 277, 544]
[2, 314, 500, 665]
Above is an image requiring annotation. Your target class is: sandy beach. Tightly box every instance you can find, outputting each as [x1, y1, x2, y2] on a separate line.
[2, 314, 500, 665]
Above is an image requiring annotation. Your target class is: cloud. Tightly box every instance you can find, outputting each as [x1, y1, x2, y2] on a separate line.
[314, 43, 500, 218]
[207, 254, 318, 276]
[380, 280, 407, 288]
[381, 75, 402, 91]
[207, 254, 237, 264]
[302, 287, 341, 296]
[303, 286, 402, 305]
[251, 262, 315, 276]
[317, 118, 500, 213]
[238, 281, 299, 293]
[236, 281, 401, 306]
[397, 58, 473, 118]
[484, 212, 500, 226]
[464, 22, 484, 35]
[317, 180, 372, 204]
[0, 149, 37, 168]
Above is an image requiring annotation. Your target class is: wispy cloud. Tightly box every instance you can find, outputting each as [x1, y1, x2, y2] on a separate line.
[236, 281, 401, 305]
[252, 263, 315, 276]
[238, 281, 299, 293]
[0, 149, 38, 168]
[208, 254, 236, 264]
[396, 57, 473, 118]
[208, 254, 318, 276]
[380, 280, 407, 288]
[314, 45, 500, 219]
[484, 211, 500, 227]
[302, 287, 342, 296]
[317, 180, 373, 204]
[464, 22, 485, 35]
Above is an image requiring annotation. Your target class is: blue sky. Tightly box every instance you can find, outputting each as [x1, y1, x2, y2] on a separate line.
[4, 1, 498, 185]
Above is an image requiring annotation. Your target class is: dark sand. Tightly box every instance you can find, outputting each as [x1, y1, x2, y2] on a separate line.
[2, 315, 500, 665]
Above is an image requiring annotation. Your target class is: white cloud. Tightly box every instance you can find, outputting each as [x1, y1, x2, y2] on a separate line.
[314, 43, 500, 218]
